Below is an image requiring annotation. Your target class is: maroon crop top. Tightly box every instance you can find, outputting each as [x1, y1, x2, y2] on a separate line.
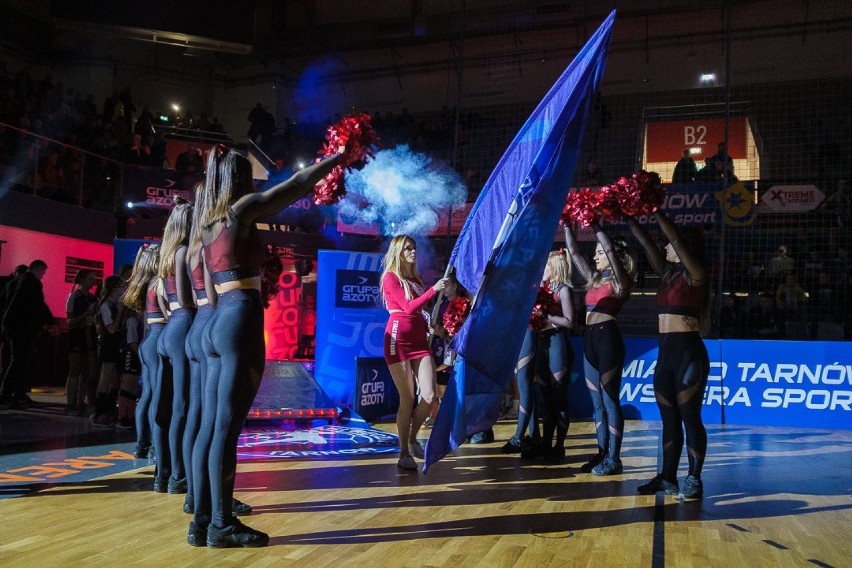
[163, 275, 178, 303]
[202, 210, 263, 284]
[585, 281, 629, 317]
[656, 267, 707, 317]
[382, 273, 436, 315]
[190, 260, 207, 298]
[145, 282, 165, 317]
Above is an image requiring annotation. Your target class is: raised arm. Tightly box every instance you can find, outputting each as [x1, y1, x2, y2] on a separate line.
[592, 220, 631, 296]
[626, 216, 667, 277]
[382, 273, 440, 315]
[547, 285, 575, 330]
[563, 224, 593, 284]
[233, 153, 344, 222]
[654, 211, 707, 284]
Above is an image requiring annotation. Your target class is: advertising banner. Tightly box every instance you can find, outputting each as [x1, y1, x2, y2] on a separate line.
[314, 250, 387, 408]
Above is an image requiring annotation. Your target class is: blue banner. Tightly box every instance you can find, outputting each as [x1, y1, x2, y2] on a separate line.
[314, 250, 386, 408]
[565, 337, 851, 430]
[425, 11, 616, 472]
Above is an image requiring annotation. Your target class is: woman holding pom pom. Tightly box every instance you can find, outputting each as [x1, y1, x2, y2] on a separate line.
[564, 219, 635, 475]
[627, 210, 709, 499]
[189, 140, 346, 548]
[520, 250, 576, 464]
[381, 235, 449, 471]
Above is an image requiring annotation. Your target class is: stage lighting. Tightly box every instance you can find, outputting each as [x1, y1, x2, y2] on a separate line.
[126, 201, 134, 209]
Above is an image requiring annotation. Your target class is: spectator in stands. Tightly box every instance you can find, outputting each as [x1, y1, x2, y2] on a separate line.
[776, 271, 809, 338]
[581, 158, 603, 186]
[818, 178, 851, 228]
[747, 292, 781, 339]
[123, 132, 151, 165]
[135, 106, 154, 136]
[811, 271, 845, 339]
[717, 293, 741, 338]
[829, 245, 850, 284]
[175, 144, 204, 175]
[705, 142, 734, 177]
[766, 245, 795, 281]
[247, 103, 265, 143]
[672, 149, 697, 183]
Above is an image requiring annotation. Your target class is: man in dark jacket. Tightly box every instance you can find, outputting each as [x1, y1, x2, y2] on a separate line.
[0, 260, 56, 408]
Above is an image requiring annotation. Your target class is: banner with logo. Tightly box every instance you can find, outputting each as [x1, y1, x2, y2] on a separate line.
[314, 250, 387, 408]
[759, 184, 825, 213]
[122, 165, 202, 209]
[566, 337, 851, 430]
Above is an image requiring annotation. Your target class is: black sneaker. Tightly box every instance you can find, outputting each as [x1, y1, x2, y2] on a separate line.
[183, 494, 194, 514]
[168, 477, 188, 494]
[500, 436, 522, 454]
[680, 475, 703, 499]
[470, 428, 494, 444]
[521, 441, 547, 461]
[637, 474, 678, 495]
[187, 521, 208, 547]
[133, 444, 150, 459]
[579, 452, 605, 473]
[232, 498, 253, 516]
[207, 519, 269, 548]
[591, 456, 623, 476]
[545, 446, 565, 465]
[153, 476, 169, 493]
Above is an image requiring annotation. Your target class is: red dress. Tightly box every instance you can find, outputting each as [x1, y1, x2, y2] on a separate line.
[382, 273, 436, 364]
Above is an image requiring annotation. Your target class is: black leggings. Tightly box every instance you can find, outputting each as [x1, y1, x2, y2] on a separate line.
[513, 328, 539, 440]
[157, 308, 194, 481]
[583, 320, 626, 459]
[654, 332, 710, 480]
[185, 304, 213, 504]
[194, 290, 265, 528]
[536, 327, 573, 451]
[136, 324, 163, 452]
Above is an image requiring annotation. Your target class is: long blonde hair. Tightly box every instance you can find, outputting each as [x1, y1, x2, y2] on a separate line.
[187, 181, 205, 256]
[158, 200, 193, 278]
[195, 147, 254, 230]
[547, 250, 572, 288]
[381, 235, 423, 301]
[124, 244, 160, 312]
[590, 237, 636, 296]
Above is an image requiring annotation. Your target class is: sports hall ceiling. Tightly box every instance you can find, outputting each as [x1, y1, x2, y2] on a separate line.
[0, 1, 850, 96]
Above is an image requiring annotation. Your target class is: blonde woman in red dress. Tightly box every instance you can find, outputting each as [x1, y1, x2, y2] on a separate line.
[381, 235, 448, 471]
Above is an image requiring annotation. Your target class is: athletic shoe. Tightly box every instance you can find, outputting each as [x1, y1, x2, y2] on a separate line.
[545, 446, 566, 465]
[153, 476, 169, 493]
[521, 441, 547, 460]
[500, 436, 522, 454]
[579, 452, 605, 473]
[422, 416, 434, 429]
[187, 521, 208, 547]
[397, 455, 417, 471]
[519, 435, 538, 453]
[232, 498, 253, 516]
[680, 475, 703, 499]
[591, 456, 623, 476]
[409, 440, 425, 459]
[183, 495, 193, 514]
[206, 519, 269, 548]
[637, 474, 678, 495]
[133, 444, 150, 459]
[168, 477, 188, 494]
[470, 428, 494, 444]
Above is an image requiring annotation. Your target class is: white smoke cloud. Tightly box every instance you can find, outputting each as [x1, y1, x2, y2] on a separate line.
[339, 145, 467, 236]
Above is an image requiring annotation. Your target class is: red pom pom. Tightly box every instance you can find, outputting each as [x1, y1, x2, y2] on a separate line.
[529, 283, 558, 331]
[597, 184, 622, 223]
[312, 164, 345, 205]
[561, 188, 600, 228]
[318, 113, 380, 169]
[442, 296, 471, 337]
[633, 170, 665, 215]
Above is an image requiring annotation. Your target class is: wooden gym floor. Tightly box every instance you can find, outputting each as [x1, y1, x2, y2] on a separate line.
[0, 394, 850, 568]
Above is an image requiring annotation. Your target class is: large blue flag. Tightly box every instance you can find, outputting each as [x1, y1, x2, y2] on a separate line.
[425, 11, 615, 472]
